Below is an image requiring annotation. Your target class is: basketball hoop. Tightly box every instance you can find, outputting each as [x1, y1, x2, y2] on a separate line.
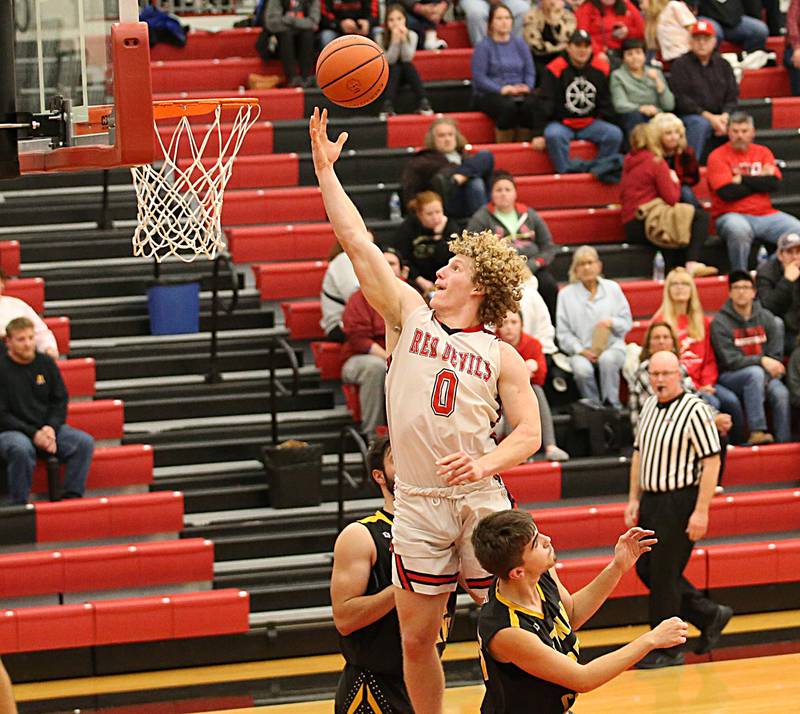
[131, 98, 261, 262]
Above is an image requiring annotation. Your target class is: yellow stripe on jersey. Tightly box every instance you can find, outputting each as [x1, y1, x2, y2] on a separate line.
[359, 511, 393, 527]
[495, 588, 545, 624]
[365, 684, 384, 713]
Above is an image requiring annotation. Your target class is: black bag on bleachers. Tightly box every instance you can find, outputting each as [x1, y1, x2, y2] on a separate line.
[570, 399, 627, 457]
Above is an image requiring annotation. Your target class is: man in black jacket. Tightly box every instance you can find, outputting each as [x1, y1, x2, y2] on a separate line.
[698, 0, 767, 53]
[0, 317, 94, 504]
[319, 0, 378, 46]
[540, 29, 622, 174]
[669, 21, 738, 161]
[756, 232, 800, 355]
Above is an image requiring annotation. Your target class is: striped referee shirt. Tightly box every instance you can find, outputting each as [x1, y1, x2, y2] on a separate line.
[634, 391, 720, 493]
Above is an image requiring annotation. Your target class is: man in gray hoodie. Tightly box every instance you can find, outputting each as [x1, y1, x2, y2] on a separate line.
[710, 270, 791, 445]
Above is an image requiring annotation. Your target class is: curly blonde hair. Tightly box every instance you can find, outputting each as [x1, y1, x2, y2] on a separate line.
[447, 230, 527, 326]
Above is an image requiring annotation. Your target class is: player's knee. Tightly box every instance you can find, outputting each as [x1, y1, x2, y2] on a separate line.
[400, 627, 438, 659]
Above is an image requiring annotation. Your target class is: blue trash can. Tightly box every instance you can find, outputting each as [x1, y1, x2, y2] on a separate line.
[147, 279, 201, 335]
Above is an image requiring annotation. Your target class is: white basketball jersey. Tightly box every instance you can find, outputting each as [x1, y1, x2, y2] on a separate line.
[386, 305, 501, 489]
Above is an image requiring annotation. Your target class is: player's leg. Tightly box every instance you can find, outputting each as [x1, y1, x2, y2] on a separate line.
[395, 588, 451, 714]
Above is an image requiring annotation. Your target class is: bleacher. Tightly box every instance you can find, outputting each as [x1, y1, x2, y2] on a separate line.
[1, 17, 799, 704]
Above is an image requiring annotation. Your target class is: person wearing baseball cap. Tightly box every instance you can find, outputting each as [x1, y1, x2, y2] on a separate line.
[696, 0, 767, 53]
[538, 28, 623, 174]
[668, 19, 738, 160]
[757, 232, 800, 355]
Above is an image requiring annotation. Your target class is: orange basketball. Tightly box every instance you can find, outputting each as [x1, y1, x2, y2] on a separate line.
[316, 35, 388, 108]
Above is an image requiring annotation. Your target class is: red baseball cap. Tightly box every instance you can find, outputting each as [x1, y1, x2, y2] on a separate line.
[690, 20, 716, 36]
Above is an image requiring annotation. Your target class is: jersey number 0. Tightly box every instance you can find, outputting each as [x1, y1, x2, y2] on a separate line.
[431, 369, 458, 417]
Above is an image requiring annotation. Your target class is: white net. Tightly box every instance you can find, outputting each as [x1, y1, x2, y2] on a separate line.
[131, 101, 260, 262]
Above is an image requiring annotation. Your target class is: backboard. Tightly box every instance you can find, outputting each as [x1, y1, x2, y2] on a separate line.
[1, 0, 154, 178]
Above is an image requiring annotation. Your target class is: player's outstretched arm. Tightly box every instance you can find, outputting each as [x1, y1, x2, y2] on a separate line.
[489, 616, 687, 693]
[553, 528, 657, 630]
[330, 522, 396, 637]
[0, 658, 16, 714]
[310, 108, 424, 330]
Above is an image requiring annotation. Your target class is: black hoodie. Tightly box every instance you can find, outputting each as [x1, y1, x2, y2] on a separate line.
[710, 298, 781, 372]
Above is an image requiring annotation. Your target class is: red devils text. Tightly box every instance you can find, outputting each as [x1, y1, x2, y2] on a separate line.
[409, 328, 492, 382]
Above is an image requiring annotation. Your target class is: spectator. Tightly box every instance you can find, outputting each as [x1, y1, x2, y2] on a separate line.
[540, 29, 624, 174]
[471, 4, 542, 144]
[654, 267, 745, 442]
[320, 240, 366, 342]
[265, 0, 319, 87]
[319, 0, 378, 46]
[398, 0, 448, 49]
[341, 249, 405, 435]
[379, 4, 433, 116]
[519, 270, 557, 357]
[697, 0, 767, 53]
[467, 172, 559, 318]
[391, 191, 463, 296]
[0, 317, 94, 505]
[625, 350, 730, 670]
[0, 271, 58, 360]
[787, 0, 800, 97]
[556, 245, 632, 409]
[462, 0, 530, 46]
[668, 20, 738, 160]
[610, 38, 675, 132]
[710, 270, 790, 445]
[649, 112, 701, 208]
[620, 123, 716, 277]
[642, 0, 696, 62]
[576, 0, 646, 66]
[400, 117, 494, 220]
[497, 311, 570, 461]
[789, 338, 800, 408]
[707, 112, 800, 271]
[523, 0, 577, 82]
[756, 231, 800, 356]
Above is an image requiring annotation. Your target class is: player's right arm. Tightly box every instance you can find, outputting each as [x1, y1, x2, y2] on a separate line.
[310, 108, 424, 334]
[0, 657, 16, 714]
[330, 522, 396, 637]
[488, 617, 687, 693]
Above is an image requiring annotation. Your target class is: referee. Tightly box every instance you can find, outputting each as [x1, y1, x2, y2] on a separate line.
[625, 351, 733, 669]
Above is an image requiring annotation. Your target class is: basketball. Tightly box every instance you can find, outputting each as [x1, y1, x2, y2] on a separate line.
[316, 35, 388, 108]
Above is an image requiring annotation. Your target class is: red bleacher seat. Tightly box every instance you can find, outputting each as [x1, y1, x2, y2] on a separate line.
[436, 21, 471, 48]
[0, 551, 63, 597]
[281, 301, 325, 340]
[157, 120, 275, 160]
[34, 491, 182, 543]
[0, 241, 20, 277]
[58, 358, 96, 398]
[515, 174, 620, 209]
[171, 589, 250, 638]
[387, 112, 495, 148]
[543, 207, 625, 245]
[66, 399, 124, 440]
[45, 316, 70, 355]
[63, 544, 141, 594]
[500, 462, 562, 503]
[151, 57, 269, 93]
[626, 320, 649, 345]
[707, 541, 779, 588]
[772, 97, 800, 129]
[470, 141, 597, 176]
[4, 278, 44, 313]
[310, 342, 346, 381]
[228, 224, 336, 263]
[415, 48, 473, 81]
[253, 260, 327, 300]
[184, 153, 299, 190]
[342, 383, 361, 422]
[621, 276, 728, 318]
[136, 539, 214, 586]
[739, 67, 791, 99]
[0, 612, 17, 654]
[223, 187, 325, 226]
[94, 595, 174, 645]
[16, 602, 95, 652]
[725, 443, 800, 486]
[31, 443, 154, 496]
[150, 27, 262, 61]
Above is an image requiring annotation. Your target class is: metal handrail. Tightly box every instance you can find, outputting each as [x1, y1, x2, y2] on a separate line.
[337, 426, 369, 532]
[268, 336, 300, 445]
[206, 251, 239, 383]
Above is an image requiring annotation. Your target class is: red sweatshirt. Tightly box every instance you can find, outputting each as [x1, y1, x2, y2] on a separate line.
[620, 148, 680, 224]
[707, 141, 781, 219]
[341, 290, 386, 365]
[653, 312, 718, 387]
[576, 0, 645, 55]
[513, 332, 547, 387]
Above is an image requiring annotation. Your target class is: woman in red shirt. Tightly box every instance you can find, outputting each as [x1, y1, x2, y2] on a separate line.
[497, 310, 569, 461]
[653, 267, 745, 443]
[576, 0, 645, 65]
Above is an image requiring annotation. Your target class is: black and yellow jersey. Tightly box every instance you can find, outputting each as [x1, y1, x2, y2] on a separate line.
[478, 571, 579, 714]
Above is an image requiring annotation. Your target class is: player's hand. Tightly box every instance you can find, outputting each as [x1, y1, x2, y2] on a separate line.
[648, 617, 688, 650]
[310, 108, 348, 173]
[624, 498, 639, 528]
[612, 527, 656, 572]
[686, 508, 708, 542]
[436, 451, 487, 485]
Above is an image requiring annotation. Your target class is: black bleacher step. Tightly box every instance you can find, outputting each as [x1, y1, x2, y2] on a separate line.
[304, 79, 473, 119]
[22, 234, 137, 263]
[183, 483, 270, 512]
[296, 147, 414, 187]
[272, 116, 388, 154]
[122, 388, 335, 422]
[241, 579, 332, 612]
[68, 307, 274, 340]
[0, 167, 132, 192]
[759, 130, 800, 162]
[0, 194, 136, 227]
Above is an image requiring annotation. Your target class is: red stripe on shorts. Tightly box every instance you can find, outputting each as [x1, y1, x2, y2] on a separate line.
[394, 552, 414, 591]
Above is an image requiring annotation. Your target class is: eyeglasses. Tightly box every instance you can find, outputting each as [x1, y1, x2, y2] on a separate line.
[730, 284, 754, 292]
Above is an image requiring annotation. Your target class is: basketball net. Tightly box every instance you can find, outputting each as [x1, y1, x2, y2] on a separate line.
[131, 99, 261, 262]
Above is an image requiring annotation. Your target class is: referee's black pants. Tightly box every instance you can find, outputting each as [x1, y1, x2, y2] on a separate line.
[635, 487, 719, 638]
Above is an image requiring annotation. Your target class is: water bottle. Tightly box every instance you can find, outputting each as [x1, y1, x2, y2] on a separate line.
[388, 191, 402, 221]
[756, 245, 769, 268]
[652, 251, 665, 282]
